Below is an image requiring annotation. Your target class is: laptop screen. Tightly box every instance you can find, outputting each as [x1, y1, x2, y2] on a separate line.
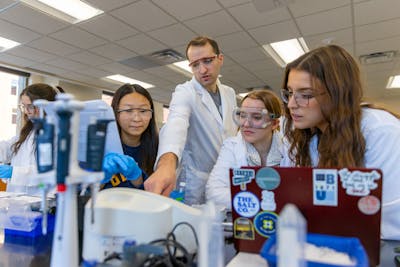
[230, 166, 382, 266]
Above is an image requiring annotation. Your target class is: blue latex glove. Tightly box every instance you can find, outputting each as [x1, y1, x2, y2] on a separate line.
[0, 165, 12, 179]
[102, 153, 141, 184]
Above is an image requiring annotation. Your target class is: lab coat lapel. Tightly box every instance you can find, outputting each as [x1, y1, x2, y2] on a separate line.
[192, 78, 223, 125]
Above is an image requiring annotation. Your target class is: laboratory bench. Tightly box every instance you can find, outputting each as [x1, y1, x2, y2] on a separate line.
[0, 228, 398, 267]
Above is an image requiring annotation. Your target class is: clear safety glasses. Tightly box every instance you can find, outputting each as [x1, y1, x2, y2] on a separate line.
[18, 103, 36, 113]
[188, 55, 218, 71]
[117, 108, 153, 119]
[280, 88, 326, 107]
[232, 107, 277, 129]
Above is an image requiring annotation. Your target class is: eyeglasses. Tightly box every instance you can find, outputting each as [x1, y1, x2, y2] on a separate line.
[280, 88, 325, 107]
[232, 107, 278, 129]
[117, 108, 153, 119]
[188, 55, 218, 70]
[18, 103, 36, 112]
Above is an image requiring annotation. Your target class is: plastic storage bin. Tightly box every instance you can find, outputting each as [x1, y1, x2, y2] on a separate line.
[260, 233, 368, 267]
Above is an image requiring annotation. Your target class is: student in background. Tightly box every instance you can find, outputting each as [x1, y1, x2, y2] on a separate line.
[101, 84, 158, 189]
[280, 45, 400, 240]
[206, 90, 283, 210]
[145, 36, 237, 205]
[0, 83, 57, 192]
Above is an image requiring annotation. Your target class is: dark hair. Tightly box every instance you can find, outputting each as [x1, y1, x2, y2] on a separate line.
[185, 36, 220, 59]
[111, 84, 159, 176]
[282, 45, 366, 167]
[13, 83, 57, 154]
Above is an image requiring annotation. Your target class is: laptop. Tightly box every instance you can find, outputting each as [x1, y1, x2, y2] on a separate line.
[229, 166, 382, 266]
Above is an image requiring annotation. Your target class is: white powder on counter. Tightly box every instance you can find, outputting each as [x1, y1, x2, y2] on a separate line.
[305, 243, 355, 266]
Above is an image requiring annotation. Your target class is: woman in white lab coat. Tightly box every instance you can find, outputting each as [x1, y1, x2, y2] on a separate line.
[0, 83, 57, 192]
[279, 45, 400, 240]
[206, 90, 283, 210]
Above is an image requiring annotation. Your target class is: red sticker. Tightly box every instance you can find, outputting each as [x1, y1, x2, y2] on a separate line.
[358, 195, 380, 215]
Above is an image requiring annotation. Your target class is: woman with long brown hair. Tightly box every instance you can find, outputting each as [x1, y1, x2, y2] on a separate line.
[0, 83, 57, 191]
[280, 45, 400, 240]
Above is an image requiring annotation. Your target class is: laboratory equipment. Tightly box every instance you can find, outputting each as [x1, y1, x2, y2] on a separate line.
[82, 188, 222, 266]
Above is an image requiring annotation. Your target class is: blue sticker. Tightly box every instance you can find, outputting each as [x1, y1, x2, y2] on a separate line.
[232, 168, 255, 191]
[255, 167, 280, 190]
[313, 169, 338, 206]
[253, 211, 278, 238]
[233, 191, 260, 218]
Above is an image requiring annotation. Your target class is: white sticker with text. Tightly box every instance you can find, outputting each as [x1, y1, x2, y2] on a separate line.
[338, 168, 380, 196]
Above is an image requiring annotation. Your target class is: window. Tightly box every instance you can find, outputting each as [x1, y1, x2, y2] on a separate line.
[0, 67, 29, 140]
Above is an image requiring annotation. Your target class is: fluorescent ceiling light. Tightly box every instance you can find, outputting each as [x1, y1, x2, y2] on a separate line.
[173, 60, 192, 74]
[386, 75, 400, 89]
[21, 0, 103, 24]
[238, 92, 249, 98]
[105, 75, 154, 89]
[263, 38, 309, 67]
[0, 36, 20, 52]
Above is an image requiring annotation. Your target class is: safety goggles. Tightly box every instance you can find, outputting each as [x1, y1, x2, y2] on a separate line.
[232, 107, 278, 129]
[188, 55, 218, 70]
[117, 108, 153, 119]
[18, 103, 36, 113]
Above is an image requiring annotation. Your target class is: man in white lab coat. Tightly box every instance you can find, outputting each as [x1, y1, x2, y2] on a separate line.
[145, 36, 237, 205]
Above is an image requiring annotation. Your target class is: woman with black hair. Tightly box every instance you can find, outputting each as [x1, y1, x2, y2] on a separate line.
[101, 84, 159, 189]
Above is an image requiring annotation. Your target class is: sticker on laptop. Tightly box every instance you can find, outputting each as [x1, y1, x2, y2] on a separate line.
[338, 168, 381, 196]
[358, 195, 381, 215]
[255, 167, 281, 190]
[261, 190, 276, 211]
[233, 191, 260, 218]
[233, 217, 255, 240]
[253, 211, 278, 238]
[232, 168, 255, 191]
[313, 169, 338, 206]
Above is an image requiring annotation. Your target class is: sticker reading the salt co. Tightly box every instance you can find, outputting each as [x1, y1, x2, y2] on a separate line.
[358, 195, 381, 215]
[233, 191, 260, 218]
[255, 167, 280, 190]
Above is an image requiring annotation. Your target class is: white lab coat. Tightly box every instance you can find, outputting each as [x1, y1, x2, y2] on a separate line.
[206, 131, 283, 210]
[281, 108, 400, 240]
[157, 77, 237, 205]
[0, 132, 39, 193]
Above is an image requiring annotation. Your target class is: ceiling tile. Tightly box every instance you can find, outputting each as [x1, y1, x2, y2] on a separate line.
[28, 63, 68, 76]
[184, 10, 242, 37]
[90, 43, 137, 61]
[152, 0, 222, 21]
[354, 0, 400, 25]
[289, 0, 350, 17]
[44, 58, 89, 71]
[0, 52, 36, 67]
[27, 37, 81, 56]
[50, 26, 107, 49]
[0, 3, 68, 35]
[0, 0, 16, 9]
[224, 47, 269, 64]
[0, 18, 40, 43]
[79, 14, 138, 41]
[110, 0, 176, 32]
[218, 0, 250, 7]
[295, 6, 351, 36]
[228, 2, 291, 29]
[356, 36, 400, 57]
[249, 20, 299, 44]
[6, 45, 57, 62]
[148, 23, 196, 47]
[304, 28, 353, 49]
[217, 31, 258, 53]
[356, 18, 400, 43]
[67, 51, 111, 66]
[76, 67, 111, 79]
[97, 62, 138, 74]
[116, 34, 166, 55]
[144, 66, 187, 84]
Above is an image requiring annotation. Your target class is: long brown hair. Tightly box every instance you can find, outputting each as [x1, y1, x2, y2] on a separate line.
[13, 83, 57, 155]
[111, 84, 159, 176]
[282, 45, 366, 167]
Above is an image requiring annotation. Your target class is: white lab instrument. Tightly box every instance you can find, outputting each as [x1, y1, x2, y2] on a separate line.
[82, 188, 223, 266]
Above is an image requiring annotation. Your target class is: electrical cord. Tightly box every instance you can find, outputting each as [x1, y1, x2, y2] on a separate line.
[102, 221, 199, 267]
